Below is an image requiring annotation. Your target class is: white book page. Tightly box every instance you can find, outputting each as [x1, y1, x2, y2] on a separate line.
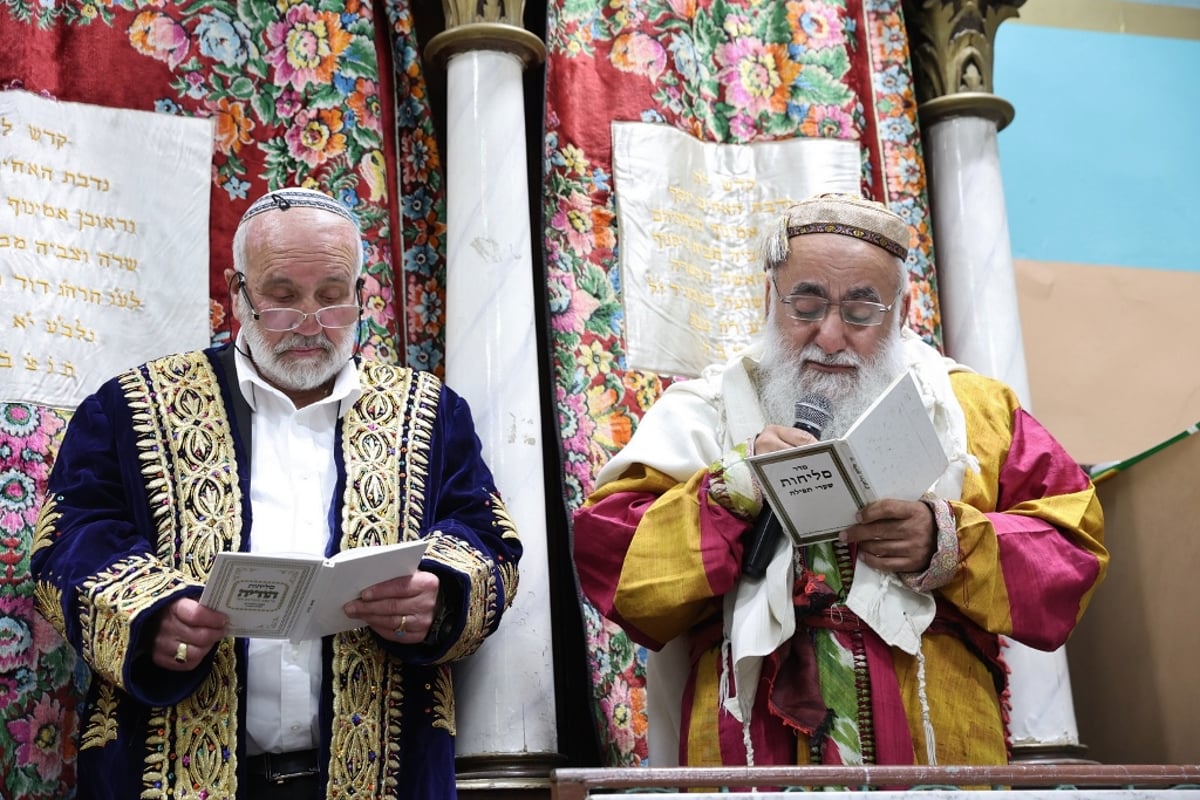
[199, 539, 428, 641]
[296, 539, 429, 642]
[841, 370, 948, 501]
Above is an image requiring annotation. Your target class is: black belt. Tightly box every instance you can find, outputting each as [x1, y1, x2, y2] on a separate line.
[245, 749, 320, 784]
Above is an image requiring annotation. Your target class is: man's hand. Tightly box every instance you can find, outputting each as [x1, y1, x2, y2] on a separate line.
[343, 570, 441, 643]
[149, 598, 228, 671]
[753, 424, 819, 455]
[839, 498, 936, 574]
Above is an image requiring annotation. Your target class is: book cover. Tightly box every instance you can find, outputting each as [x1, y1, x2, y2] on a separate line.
[199, 539, 429, 642]
[747, 370, 948, 545]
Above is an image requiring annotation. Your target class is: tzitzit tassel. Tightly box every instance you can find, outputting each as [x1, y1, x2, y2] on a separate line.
[915, 639, 937, 765]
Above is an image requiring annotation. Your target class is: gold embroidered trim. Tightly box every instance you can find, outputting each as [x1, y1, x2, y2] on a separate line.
[423, 536, 496, 664]
[402, 371, 439, 543]
[339, 362, 414, 550]
[417, 490, 521, 664]
[32, 579, 66, 641]
[79, 554, 196, 688]
[380, 653, 406, 797]
[431, 665, 455, 735]
[490, 491, 522, 624]
[327, 363, 442, 795]
[145, 708, 169, 798]
[170, 641, 239, 799]
[497, 556, 520, 615]
[80, 682, 119, 751]
[328, 629, 391, 796]
[489, 490, 520, 542]
[30, 497, 62, 557]
[118, 353, 242, 797]
[123, 355, 242, 579]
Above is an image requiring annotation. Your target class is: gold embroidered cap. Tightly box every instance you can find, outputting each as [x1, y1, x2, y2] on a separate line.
[782, 193, 910, 260]
[240, 186, 359, 227]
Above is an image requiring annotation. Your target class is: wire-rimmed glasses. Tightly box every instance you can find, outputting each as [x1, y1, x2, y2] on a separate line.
[772, 277, 901, 327]
[235, 273, 360, 332]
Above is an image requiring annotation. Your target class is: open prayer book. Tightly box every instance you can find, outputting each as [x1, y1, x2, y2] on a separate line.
[747, 370, 948, 545]
[199, 540, 428, 642]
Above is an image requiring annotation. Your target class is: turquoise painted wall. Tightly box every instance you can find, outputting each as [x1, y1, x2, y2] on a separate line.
[995, 22, 1200, 272]
[1128, 0, 1200, 7]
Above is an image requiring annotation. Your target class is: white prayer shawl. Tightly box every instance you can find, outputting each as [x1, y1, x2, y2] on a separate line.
[595, 328, 973, 766]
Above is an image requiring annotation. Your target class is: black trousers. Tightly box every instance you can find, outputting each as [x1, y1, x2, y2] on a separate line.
[244, 773, 322, 799]
[244, 750, 322, 799]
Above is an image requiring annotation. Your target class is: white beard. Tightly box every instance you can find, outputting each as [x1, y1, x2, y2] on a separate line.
[238, 298, 354, 392]
[756, 319, 907, 439]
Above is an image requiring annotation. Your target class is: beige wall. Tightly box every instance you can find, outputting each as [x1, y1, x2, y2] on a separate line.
[1067, 430, 1200, 763]
[1015, 258, 1200, 467]
[1014, 0, 1200, 40]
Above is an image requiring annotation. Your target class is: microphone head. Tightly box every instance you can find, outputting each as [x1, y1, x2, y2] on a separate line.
[793, 394, 832, 438]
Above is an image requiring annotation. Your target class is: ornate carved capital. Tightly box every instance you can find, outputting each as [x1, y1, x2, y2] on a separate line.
[426, 0, 546, 68]
[441, 0, 523, 29]
[903, 0, 1025, 128]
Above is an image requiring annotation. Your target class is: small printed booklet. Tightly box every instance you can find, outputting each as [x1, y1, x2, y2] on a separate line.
[199, 539, 429, 642]
[747, 370, 949, 546]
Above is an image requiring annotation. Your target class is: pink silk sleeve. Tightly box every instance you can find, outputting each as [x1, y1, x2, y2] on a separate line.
[988, 408, 1106, 648]
[945, 373, 1107, 650]
[573, 466, 754, 649]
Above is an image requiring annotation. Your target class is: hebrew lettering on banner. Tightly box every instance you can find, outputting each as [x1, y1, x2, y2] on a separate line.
[0, 89, 212, 408]
[611, 122, 860, 378]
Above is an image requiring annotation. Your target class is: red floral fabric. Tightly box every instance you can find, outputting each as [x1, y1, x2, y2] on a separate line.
[542, 0, 940, 765]
[0, 1, 448, 793]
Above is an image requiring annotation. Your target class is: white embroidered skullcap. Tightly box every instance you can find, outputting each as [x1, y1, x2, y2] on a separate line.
[783, 193, 910, 260]
[240, 186, 359, 226]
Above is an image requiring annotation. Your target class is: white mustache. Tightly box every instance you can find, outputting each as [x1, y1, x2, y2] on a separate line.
[798, 344, 863, 368]
[273, 334, 333, 355]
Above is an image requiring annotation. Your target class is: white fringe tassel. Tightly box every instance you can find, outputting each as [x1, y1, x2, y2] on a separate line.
[915, 641, 937, 765]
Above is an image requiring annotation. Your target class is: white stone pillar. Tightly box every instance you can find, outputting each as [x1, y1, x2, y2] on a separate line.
[924, 100, 1081, 756]
[927, 112, 1030, 404]
[905, 0, 1087, 760]
[426, 13, 560, 792]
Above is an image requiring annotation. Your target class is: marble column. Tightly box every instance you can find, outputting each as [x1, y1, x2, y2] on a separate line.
[425, 5, 560, 794]
[904, 0, 1087, 761]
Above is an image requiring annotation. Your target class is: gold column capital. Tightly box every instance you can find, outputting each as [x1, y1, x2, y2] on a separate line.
[426, 0, 546, 68]
[903, 0, 1025, 128]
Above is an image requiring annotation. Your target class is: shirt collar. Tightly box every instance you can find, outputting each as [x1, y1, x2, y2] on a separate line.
[232, 333, 362, 416]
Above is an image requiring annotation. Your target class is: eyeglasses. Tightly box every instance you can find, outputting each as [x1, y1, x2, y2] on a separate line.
[235, 273, 360, 332]
[773, 278, 900, 327]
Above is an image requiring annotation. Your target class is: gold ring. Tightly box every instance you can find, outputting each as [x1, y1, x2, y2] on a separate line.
[174, 642, 188, 663]
[395, 615, 408, 637]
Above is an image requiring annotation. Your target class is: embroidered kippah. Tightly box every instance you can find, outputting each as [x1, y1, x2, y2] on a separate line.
[783, 193, 909, 260]
[240, 186, 359, 226]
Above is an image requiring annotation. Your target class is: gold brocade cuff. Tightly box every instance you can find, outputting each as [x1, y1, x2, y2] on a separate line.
[79, 554, 202, 689]
[423, 530, 517, 664]
[900, 496, 959, 592]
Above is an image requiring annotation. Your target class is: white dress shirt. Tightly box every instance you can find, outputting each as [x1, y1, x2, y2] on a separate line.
[233, 342, 361, 755]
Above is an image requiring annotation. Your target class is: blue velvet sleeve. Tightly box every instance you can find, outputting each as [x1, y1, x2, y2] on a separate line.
[31, 381, 211, 706]
[390, 384, 523, 664]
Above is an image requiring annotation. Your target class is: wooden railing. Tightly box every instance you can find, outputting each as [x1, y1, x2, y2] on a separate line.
[549, 765, 1200, 800]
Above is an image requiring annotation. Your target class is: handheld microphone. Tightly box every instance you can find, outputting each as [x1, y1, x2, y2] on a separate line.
[742, 394, 832, 579]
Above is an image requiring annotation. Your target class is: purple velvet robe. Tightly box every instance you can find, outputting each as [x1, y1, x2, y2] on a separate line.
[31, 345, 521, 799]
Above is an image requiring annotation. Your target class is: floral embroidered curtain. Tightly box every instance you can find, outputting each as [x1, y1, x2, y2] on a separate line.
[0, 0, 448, 793]
[540, 0, 941, 765]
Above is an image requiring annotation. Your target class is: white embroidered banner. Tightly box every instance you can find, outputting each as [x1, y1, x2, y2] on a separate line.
[612, 121, 861, 378]
[0, 89, 213, 408]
